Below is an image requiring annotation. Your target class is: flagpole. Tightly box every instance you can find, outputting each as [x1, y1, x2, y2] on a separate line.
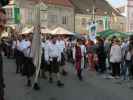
[32, 1, 41, 90]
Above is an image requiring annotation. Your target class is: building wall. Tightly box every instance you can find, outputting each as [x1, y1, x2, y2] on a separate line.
[75, 14, 104, 34]
[110, 16, 126, 32]
[47, 4, 74, 31]
[16, 0, 74, 32]
[127, 0, 133, 32]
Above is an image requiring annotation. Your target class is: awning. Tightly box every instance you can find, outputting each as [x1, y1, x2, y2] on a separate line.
[51, 27, 74, 35]
[70, 0, 120, 16]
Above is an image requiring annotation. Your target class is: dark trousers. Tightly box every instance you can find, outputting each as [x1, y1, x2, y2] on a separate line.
[15, 50, 24, 73]
[111, 62, 120, 76]
[99, 60, 106, 73]
[0, 54, 4, 99]
[50, 57, 59, 74]
[77, 69, 83, 80]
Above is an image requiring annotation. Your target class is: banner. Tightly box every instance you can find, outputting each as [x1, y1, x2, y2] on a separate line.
[87, 21, 97, 41]
[103, 16, 110, 30]
[14, 7, 20, 24]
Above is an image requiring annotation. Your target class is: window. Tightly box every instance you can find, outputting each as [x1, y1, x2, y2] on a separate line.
[49, 15, 57, 24]
[130, 23, 133, 31]
[62, 16, 68, 25]
[81, 18, 87, 27]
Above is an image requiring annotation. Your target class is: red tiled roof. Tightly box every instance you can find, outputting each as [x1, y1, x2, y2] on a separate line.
[29, 0, 73, 7]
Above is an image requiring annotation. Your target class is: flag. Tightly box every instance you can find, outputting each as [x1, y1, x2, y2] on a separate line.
[31, 6, 42, 84]
[89, 21, 97, 41]
[14, 7, 20, 24]
[103, 16, 110, 30]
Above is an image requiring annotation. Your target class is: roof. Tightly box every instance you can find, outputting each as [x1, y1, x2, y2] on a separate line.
[69, 0, 121, 16]
[116, 6, 125, 13]
[29, 0, 73, 7]
[27, 0, 121, 16]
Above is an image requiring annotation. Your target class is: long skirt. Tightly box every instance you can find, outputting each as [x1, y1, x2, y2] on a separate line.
[88, 53, 95, 71]
[75, 59, 81, 72]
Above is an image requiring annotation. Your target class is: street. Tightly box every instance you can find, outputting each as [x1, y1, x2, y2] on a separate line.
[3, 57, 133, 100]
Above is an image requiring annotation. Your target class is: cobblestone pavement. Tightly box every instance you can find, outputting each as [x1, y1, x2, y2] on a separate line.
[3, 57, 133, 100]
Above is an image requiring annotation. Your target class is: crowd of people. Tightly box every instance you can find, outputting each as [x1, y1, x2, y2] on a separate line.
[0, 26, 133, 99]
[1, 34, 133, 85]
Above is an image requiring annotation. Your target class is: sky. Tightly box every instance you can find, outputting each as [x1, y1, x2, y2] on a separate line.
[106, 0, 126, 7]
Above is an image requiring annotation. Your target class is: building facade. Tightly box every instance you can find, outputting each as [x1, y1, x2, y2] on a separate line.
[16, 0, 74, 32]
[126, 0, 133, 32]
[75, 14, 104, 34]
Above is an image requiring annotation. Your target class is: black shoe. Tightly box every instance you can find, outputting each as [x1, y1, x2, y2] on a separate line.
[27, 80, 31, 87]
[3, 83, 5, 88]
[57, 81, 64, 87]
[33, 83, 40, 90]
[78, 74, 83, 81]
[62, 70, 68, 76]
[16, 70, 19, 74]
[49, 78, 53, 83]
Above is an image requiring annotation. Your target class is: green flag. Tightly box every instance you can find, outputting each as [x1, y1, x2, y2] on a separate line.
[103, 16, 110, 30]
[14, 7, 20, 24]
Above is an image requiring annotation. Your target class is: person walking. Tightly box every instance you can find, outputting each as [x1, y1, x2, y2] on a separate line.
[73, 39, 84, 81]
[46, 37, 64, 87]
[110, 39, 122, 78]
[96, 38, 106, 73]
[22, 35, 35, 87]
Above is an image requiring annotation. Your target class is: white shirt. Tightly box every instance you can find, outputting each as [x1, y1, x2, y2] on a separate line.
[57, 40, 65, 53]
[80, 45, 86, 57]
[18, 39, 31, 55]
[18, 40, 25, 51]
[41, 41, 49, 61]
[110, 45, 122, 63]
[12, 40, 17, 49]
[48, 42, 61, 61]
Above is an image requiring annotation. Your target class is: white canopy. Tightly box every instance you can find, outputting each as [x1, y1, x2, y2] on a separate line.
[51, 27, 73, 35]
[1, 31, 9, 37]
[21, 26, 34, 34]
[41, 28, 52, 34]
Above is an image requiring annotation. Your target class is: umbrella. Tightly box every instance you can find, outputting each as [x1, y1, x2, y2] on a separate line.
[51, 27, 74, 35]
[107, 32, 127, 39]
[21, 26, 34, 34]
[97, 29, 114, 37]
[41, 28, 52, 34]
[97, 29, 126, 38]
[1, 31, 9, 37]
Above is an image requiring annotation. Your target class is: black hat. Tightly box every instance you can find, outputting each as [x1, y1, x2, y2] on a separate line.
[0, 0, 9, 7]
